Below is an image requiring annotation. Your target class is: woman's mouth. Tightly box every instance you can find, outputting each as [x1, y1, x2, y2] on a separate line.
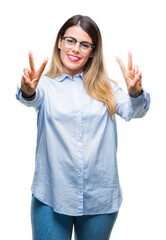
[68, 54, 81, 62]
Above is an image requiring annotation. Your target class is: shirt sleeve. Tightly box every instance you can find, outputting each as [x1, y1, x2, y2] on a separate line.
[15, 76, 45, 110]
[110, 81, 150, 121]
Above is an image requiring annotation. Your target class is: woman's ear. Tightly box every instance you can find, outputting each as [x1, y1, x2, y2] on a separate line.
[58, 37, 62, 50]
[89, 51, 93, 58]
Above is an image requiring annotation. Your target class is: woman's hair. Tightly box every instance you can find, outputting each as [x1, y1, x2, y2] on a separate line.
[45, 15, 116, 119]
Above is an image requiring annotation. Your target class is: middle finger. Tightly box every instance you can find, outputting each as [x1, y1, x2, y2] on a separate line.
[29, 51, 36, 72]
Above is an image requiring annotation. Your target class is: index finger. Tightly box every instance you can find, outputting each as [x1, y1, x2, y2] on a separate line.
[128, 51, 133, 70]
[116, 56, 127, 78]
[29, 51, 35, 72]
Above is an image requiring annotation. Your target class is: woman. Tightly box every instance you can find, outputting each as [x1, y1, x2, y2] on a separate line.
[16, 15, 150, 240]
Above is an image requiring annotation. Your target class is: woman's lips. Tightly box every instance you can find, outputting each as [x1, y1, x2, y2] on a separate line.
[68, 54, 81, 62]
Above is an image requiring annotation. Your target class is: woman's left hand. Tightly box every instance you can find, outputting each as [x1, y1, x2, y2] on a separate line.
[116, 51, 142, 97]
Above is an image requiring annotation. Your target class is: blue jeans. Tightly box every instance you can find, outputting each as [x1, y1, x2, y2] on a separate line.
[31, 195, 118, 240]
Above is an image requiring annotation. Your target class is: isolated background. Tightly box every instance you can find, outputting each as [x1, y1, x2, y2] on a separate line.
[1, 0, 165, 239]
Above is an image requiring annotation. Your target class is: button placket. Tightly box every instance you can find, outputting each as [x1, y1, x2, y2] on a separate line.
[72, 78, 84, 214]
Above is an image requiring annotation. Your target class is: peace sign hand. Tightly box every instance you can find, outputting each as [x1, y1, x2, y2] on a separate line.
[116, 51, 142, 97]
[21, 51, 48, 97]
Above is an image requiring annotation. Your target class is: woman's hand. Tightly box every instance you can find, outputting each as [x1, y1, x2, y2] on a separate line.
[21, 51, 48, 96]
[116, 51, 142, 97]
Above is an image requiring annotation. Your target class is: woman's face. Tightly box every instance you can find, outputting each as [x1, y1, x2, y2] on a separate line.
[58, 25, 94, 78]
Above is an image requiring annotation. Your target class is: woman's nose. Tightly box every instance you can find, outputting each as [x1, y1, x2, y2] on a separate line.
[72, 42, 80, 52]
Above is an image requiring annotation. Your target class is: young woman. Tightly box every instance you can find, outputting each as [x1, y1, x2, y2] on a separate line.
[16, 15, 150, 240]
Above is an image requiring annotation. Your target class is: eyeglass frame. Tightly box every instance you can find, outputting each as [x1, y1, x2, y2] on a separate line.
[60, 36, 96, 51]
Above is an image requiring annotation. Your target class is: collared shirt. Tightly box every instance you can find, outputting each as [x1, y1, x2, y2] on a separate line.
[16, 73, 150, 216]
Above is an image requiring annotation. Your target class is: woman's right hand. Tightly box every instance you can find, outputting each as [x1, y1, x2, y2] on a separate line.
[21, 51, 48, 96]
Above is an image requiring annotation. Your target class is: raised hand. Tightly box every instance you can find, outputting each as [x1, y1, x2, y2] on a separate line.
[116, 51, 142, 97]
[21, 51, 48, 96]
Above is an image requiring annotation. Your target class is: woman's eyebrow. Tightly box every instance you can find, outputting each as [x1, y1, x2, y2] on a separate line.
[64, 36, 92, 44]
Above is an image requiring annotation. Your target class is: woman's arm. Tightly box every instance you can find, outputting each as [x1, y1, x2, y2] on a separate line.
[111, 82, 150, 121]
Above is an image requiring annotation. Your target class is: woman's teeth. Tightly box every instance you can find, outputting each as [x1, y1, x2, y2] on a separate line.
[68, 55, 80, 60]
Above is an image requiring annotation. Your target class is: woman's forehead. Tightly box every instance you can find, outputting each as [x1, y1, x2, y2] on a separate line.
[64, 26, 93, 43]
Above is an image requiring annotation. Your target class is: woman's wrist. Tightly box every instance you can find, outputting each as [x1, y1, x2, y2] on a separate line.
[22, 90, 36, 100]
[129, 89, 143, 98]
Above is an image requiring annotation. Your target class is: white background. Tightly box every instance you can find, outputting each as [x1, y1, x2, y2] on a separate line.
[0, 0, 165, 239]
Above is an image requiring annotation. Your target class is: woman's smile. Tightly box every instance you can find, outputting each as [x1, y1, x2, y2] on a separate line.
[67, 54, 81, 62]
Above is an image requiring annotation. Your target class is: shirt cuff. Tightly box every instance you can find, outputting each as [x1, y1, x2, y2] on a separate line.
[129, 89, 147, 104]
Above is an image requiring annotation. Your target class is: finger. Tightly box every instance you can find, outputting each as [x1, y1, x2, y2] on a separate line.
[29, 51, 36, 72]
[21, 75, 30, 91]
[37, 58, 48, 76]
[116, 56, 127, 78]
[22, 74, 30, 84]
[23, 68, 30, 79]
[132, 72, 142, 86]
[128, 51, 133, 70]
[138, 72, 142, 83]
[21, 75, 25, 85]
[133, 65, 139, 74]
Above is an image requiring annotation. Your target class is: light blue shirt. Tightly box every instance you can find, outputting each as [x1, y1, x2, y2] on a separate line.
[16, 73, 150, 216]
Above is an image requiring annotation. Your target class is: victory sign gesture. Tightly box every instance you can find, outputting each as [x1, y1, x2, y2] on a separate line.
[21, 51, 48, 97]
[116, 51, 143, 97]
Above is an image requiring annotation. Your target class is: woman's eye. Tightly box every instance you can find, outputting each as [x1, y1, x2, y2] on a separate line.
[81, 43, 90, 49]
[66, 38, 75, 44]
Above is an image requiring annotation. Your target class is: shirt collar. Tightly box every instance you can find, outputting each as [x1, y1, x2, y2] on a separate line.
[56, 72, 84, 82]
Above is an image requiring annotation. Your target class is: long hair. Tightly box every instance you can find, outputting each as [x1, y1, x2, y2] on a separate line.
[45, 15, 116, 119]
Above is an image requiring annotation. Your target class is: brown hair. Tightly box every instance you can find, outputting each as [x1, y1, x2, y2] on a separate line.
[45, 15, 116, 119]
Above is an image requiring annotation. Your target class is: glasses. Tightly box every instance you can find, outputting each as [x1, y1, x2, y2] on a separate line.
[61, 36, 95, 53]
